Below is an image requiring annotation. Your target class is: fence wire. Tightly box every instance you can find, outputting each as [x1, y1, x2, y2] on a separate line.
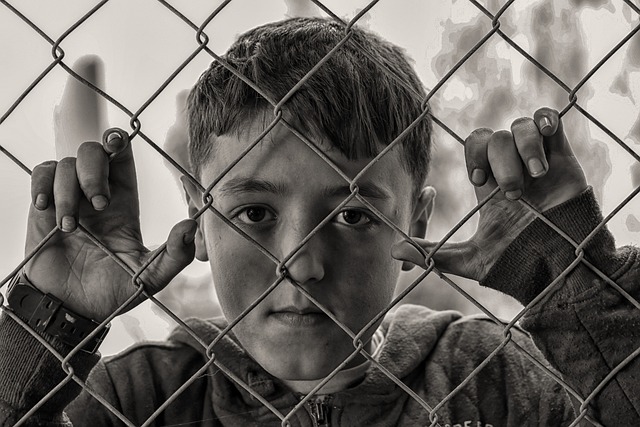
[1, 0, 639, 426]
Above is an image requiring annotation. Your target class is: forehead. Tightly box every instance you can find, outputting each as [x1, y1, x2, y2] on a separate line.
[200, 122, 414, 206]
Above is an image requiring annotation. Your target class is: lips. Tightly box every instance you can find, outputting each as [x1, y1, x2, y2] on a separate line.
[270, 306, 328, 327]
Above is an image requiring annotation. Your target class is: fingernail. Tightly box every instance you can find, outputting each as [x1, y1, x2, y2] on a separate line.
[505, 190, 522, 201]
[61, 216, 76, 232]
[539, 116, 552, 132]
[105, 130, 127, 152]
[91, 195, 108, 211]
[106, 131, 122, 145]
[471, 169, 486, 186]
[35, 194, 48, 210]
[527, 158, 545, 177]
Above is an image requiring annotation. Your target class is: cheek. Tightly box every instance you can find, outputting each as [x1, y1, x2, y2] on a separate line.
[351, 256, 398, 310]
[329, 233, 401, 326]
[203, 217, 274, 319]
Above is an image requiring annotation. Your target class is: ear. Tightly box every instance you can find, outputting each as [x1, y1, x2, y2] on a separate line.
[180, 175, 209, 262]
[402, 186, 436, 271]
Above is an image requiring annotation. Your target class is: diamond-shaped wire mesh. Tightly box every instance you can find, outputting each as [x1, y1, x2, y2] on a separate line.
[1, 0, 640, 426]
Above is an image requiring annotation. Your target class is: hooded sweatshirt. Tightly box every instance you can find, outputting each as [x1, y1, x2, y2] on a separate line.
[58, 305, 572, 427]
[1, 188, 639, 426]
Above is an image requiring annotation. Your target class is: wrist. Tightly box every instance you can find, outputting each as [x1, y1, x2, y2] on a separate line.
[537, 177, 587, 211]
[480, 187, 617, 305]
[6, 271, 110, 354]
[0, 313, 101, 418]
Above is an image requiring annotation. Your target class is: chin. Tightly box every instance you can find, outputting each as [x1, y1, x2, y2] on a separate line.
[256, 348, 341, 381]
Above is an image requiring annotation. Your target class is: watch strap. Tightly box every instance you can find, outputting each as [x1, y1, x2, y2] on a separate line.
[6, 271, 109, 353]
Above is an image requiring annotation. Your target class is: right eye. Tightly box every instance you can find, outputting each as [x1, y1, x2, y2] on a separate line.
[234, 206, 275, 224]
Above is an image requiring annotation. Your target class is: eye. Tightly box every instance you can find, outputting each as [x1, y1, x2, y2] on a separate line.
[235, 206, 275, 224]
[334, 209, 373, 226]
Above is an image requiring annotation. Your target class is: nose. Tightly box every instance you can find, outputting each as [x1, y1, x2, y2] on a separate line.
[278, 222, 326, 286]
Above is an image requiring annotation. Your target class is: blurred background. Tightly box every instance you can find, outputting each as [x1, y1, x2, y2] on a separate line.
[1, 0, 639, 356]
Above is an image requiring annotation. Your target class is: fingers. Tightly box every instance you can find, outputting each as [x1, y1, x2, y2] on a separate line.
[53, 157, 81, 232]
[103, 127, 129, 156]
[391, 238, 478, 280]
[511, 117, 547, 178]
[533, 107, 573, 156]
[487, 130, 524, 200]
[103, 128, 137, 191]
[533, 107, 559, 137]
[465, 108, 563, 200]
[140, 219, 197, 293]
[31, 161, 57, 210]
[464, 128, 491, 187]
[464, 129, 498, 201]
[77, 141, 110, 210]
[72, 129, 130, 213]
[164, 219, 197, 267]
[30, 128, 132, 234]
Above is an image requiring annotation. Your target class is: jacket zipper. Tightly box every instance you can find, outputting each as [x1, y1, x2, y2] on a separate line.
[305, 398, 331, 427]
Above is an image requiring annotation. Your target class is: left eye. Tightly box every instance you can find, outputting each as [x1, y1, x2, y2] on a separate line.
[235, 206, 275, 224]
[334, 209, 372, 226]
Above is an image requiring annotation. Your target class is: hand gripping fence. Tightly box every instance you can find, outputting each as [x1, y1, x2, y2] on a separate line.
[1, 1, 639, 426]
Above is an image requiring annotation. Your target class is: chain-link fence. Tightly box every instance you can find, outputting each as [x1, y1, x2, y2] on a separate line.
[1, 0, 640, 426]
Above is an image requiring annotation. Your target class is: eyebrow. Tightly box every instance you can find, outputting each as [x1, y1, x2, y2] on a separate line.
[217, 177, 391, 200]
[218, 177, 285, 196]
[323, 182, 391, 200]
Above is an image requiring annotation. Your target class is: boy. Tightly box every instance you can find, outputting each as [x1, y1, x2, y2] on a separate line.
[1, 16, 639, 426]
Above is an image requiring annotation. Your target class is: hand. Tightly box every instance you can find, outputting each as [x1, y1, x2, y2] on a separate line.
[392, 107, 588, 281]
[23, 56, 196, 322]
[25, 132, 197, 322]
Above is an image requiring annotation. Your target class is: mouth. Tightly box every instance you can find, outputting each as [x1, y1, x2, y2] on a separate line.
[270, 306, 329, 327]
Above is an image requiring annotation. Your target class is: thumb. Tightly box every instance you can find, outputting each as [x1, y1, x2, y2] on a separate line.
[139, 219, 197, 295]
[391, 238, 479, 280]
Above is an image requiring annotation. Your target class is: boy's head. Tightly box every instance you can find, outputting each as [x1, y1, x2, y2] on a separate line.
[183, 17, 435, 381]
[187, 16, 431, 197]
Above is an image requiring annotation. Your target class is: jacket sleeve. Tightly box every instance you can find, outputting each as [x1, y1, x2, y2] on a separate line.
[0, 313, 100, 426]
[481, 187, 640, 425]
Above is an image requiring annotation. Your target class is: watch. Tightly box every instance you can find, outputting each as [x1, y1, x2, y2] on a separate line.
[6, 271, 110, 353]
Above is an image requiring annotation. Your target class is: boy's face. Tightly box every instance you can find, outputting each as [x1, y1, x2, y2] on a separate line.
[188, 122, 431, 381]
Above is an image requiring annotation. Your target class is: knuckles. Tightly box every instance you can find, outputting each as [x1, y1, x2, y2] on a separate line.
[466, 127, 493, 144]
[464, 128, 493, 169]
[77, 140, 103, 156]
[32, 161, 57, 176]
[534, 106, 559, 118]
[496, 175, 523, 188]
[489, 129, 513, 146]
[510, 116, 537, 134]
[57, 156, 76, 168]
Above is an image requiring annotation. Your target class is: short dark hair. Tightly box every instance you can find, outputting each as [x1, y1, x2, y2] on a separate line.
[187, 17, 431, 196]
